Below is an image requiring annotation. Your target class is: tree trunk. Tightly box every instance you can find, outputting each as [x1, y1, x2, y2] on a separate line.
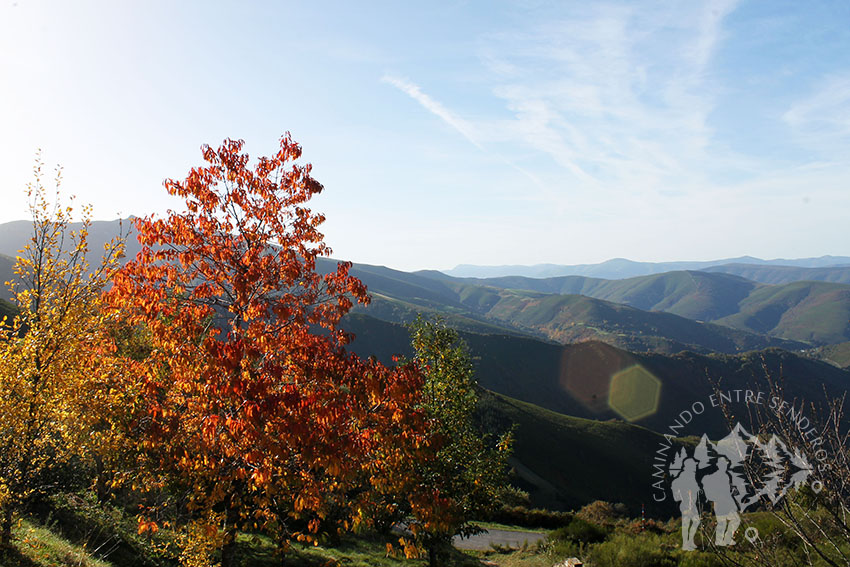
[428, 545, 437, 567]
[94, 455, 109, 504]
[220, 504, 240, 567]
[220, 526, 237, 567]
[0, 505, 13, 550]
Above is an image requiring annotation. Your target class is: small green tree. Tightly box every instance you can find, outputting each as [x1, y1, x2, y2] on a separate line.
[405, 316, 513, 567]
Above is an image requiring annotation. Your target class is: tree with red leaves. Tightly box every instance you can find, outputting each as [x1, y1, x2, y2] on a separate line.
[109, 135, 425, 566]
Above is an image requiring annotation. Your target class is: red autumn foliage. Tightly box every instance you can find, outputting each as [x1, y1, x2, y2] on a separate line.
[109, 134, 426, 564]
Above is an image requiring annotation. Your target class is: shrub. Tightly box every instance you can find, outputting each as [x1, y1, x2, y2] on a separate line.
[575, 501, 627, 527]
[588, 532, 676, 567]
[488, 505, 572, 528]
[550, 517, 607, 545]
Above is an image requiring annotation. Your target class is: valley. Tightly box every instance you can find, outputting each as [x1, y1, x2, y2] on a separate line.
[2, 220, 849, 516]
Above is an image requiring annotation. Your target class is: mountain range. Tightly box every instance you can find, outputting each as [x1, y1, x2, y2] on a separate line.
[416, 269, 850, 347]
[446, 256, 850, 279]
[3, 218, 849, 513]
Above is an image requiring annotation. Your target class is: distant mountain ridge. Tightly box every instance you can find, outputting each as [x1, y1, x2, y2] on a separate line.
[2, 218, 849, 351]
[327, 261, 806, 354]
[445, 256, 850, 279]
[703, 263, 850, 285]
[418, 270, 850, 346]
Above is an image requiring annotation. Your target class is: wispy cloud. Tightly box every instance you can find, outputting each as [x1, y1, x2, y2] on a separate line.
[784, 73, 850, 144]
[384, 1, 745, 205]
[375, 1, 850, 266]
[381, 74, 483, 150]
[690, 0, 740, 71]
[381, 73, 566, 204]
[479, 1, 743, 193]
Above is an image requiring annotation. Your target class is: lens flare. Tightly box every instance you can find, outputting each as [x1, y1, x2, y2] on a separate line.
[559, 342, 638, 414]
[608, 364, 662, 422]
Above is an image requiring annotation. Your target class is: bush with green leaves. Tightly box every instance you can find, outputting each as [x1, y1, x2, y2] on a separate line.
[550, 517, 607, 545]
[588, 532, 676, 567]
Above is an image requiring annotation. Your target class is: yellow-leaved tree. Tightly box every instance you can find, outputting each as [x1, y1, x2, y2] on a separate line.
[0, 159, 126, 549]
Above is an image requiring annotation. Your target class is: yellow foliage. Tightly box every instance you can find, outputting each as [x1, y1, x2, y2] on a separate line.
[176, 513, 225, 567]
[0, 157, 127, 543]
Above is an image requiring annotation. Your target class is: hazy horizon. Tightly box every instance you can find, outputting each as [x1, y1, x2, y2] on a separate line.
[1, 215, 849, 275]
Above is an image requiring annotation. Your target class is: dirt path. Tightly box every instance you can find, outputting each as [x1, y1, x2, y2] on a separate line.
[452, 528, 547, 551]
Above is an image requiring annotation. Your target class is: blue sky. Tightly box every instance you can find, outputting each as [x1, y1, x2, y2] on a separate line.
[1, 1, 849, 271]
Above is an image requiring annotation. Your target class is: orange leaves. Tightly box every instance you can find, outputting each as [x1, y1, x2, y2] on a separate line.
[250, 468, 271, 486]
[137, 519, 159, 535]
[104, 134, 430, 558]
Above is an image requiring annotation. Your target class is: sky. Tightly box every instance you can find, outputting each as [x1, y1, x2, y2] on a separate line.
[1, 0, 849, 272]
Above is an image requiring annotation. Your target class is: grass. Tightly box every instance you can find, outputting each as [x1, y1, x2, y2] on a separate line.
[717, 280, 850, 345]
[810, 341, 850, 368]
[5, 495, 488, 567]
[469, 522, 548, 534]
[4, 518, 113, 567]
[5, 519, 483, 567]
[477, 548, 554, 567]
[12, 488, 833, 567]
[234, 531, 444, 567]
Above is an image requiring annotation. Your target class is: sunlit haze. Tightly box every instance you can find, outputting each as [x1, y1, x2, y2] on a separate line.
[2, 1, 849, 271]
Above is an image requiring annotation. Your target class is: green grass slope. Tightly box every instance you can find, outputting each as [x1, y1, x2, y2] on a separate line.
[342, 266, 803, 355]
[437, 270, 758, 321]
[715, 281, 850, 345]
[466, 288, 804, 354]
[9, 494, 480, 567]
[343, 314, 678, 514]
[344, 314, 850, 515]
[478, 391, 680, 516]
[809, 341, 850, 368]
[421, 268, 850, 348]
[704, 263, 850, 284]
[1, 297, 16, 323]
[0, 252, 15, 301]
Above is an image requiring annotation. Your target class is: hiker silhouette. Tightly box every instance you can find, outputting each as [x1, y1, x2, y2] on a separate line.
[702, 456, 741, 546]
[671, 457, 700, 551]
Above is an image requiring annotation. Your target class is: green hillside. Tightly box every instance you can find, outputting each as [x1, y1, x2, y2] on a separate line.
[809, 341, 850, 368]
[715, 281, 850, 345]
[338, 263, 804, 354]
[704, 262, 850, 284]
[421, 268, 850, 348]
[437, 270, 758, 321]
[477, 390, 680, 516]
[342, 315, 850, 437]
[0, 296, 16, 324]
[469, 288, 802, 354]
[343, 314, 850, 515]
[0, 252, 14, 301]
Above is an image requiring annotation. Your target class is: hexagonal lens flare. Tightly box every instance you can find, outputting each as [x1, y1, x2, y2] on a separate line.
[608, 364, 662, 422]
[559, 342, 638, 414]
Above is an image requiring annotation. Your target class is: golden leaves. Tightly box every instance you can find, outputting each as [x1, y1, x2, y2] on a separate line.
[0, 165, 129, 537]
